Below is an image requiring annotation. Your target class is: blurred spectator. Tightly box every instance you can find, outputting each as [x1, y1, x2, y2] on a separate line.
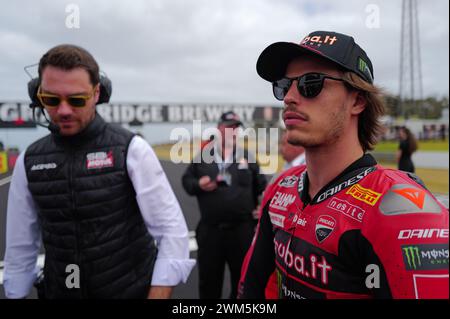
[439, 124, 447, 141]
[182, 111, 267, 299]
[423, 124, 430, 140]
[0, 140, 4, 151]
[397, 126, 418, 173]
[430, 124, 437, 139]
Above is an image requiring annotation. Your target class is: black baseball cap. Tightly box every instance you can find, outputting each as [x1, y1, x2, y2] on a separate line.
[256, 31, 374, 84]
[219, 111, 243, 126]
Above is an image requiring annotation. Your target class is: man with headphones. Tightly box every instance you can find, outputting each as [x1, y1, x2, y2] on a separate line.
[3, 44, 195, 299]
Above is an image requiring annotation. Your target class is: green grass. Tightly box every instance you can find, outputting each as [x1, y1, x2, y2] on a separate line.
[379, 162, 448, 194]
[375, 139, 449, 152]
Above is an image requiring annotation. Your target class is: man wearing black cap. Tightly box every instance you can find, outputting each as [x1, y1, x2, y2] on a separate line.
[182, 111, 267, 299]
[239, 31, 448, 299]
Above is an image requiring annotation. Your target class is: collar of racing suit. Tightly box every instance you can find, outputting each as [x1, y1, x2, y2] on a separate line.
[299, 153, 378, 206]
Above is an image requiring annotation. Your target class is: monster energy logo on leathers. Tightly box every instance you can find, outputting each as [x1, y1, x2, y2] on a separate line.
[402, 244, 449, 271]
[403, 246, 421, 269]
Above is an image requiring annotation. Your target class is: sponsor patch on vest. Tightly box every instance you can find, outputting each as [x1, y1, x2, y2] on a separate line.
[315, 215, 336, 243]
[346, 183, 381, 206]
[31, 163, 57, 171]
[86, 151, 114, 170]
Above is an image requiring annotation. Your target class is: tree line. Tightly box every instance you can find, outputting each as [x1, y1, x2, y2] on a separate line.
[384, 95, 449, 119]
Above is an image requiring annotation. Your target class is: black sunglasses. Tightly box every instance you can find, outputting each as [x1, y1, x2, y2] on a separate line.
[272, 72, 345, 100]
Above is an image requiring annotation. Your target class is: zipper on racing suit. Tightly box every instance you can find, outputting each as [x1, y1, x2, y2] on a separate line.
[284, 171, 310, 299]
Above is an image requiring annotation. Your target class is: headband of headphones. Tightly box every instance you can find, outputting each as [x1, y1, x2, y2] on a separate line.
[27, 73, 112, 108]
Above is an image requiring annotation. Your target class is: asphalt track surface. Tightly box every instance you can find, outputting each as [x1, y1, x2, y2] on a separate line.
[0, 161, 252, 299]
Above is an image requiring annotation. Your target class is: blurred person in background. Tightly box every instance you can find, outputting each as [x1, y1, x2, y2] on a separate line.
[397, 126, 417, 173]
[182, 111, 267, 299]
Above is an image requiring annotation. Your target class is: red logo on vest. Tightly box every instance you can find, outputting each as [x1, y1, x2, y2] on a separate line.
[392, 188, 426, 209]
[86, 151, 114, 170]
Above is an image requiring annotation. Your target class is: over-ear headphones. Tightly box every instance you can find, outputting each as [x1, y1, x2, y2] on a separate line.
[27, 73, 112, 108]
[25, 63, 112, 133]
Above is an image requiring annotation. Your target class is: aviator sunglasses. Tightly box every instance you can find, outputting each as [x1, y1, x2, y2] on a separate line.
[37, 86, 96, 108]
[272, 72, 345, 101]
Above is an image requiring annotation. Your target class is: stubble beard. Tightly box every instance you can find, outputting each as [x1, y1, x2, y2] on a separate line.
[287, 106, 346, 149]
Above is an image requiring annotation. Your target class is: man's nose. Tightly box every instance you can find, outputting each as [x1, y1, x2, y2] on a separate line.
[283, 80, 300, 105]
[56, 99, 73, 116]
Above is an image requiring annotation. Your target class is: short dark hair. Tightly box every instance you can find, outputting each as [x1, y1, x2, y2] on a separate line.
[38, 44, 100, 85]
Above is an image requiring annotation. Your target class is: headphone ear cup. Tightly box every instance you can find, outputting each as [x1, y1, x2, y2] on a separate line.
[28, 78, 42, 108]
[97, 75, 112, 104]
[28, 74, 112, 106]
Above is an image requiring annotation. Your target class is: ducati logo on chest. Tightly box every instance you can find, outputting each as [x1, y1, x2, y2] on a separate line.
[86, 151, 114, 170]
[315, 215, 336, 243]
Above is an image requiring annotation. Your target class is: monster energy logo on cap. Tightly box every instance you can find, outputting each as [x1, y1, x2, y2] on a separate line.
[358, 57, 373, 83]
[402, 244, 449, 271]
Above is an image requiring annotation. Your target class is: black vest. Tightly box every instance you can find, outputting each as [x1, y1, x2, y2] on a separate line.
[24, 114, 157, 298]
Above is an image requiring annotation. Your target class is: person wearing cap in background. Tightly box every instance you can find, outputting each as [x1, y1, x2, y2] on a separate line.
[182, 111, 267, 299]
[239, 31, 448, 299]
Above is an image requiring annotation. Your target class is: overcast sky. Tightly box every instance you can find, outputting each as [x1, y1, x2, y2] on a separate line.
[0, 0, 448, 105]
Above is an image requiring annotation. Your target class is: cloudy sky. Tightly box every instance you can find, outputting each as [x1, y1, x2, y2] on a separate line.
[0, 0, 448, 105]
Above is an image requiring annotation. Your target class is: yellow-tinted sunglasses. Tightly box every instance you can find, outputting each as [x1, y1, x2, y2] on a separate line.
[37, 86, 96, 108]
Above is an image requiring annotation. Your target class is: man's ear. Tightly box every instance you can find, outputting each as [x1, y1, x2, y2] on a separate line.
[93, 84, 100, 104]
[350, 91, 366, 115]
